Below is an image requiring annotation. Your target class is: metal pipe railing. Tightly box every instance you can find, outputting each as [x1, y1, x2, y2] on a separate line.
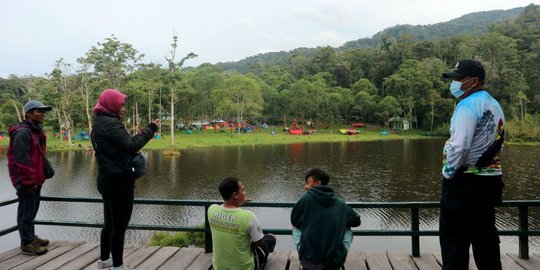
[1, 196, 539, 258]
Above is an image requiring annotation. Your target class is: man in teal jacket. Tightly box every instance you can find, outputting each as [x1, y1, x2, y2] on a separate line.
[291, 168, 361, 269]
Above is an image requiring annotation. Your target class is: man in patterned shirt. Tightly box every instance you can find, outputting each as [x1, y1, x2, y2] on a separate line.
[440, 59, 505, 270]
[208, 177, 276, 270]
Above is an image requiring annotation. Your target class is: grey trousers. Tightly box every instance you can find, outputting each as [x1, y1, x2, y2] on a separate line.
[17, 185, 41, 245]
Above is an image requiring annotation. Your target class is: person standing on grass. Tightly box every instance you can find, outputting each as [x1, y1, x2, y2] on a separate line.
[91, 88, 160, 270]
[440, 59, 505, 270]
[8, 100, 54, 256]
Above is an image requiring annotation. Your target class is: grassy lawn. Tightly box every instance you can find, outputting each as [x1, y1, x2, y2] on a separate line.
[0, 126, 435, 151]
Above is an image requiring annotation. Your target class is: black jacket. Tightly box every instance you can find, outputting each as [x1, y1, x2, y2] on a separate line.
[91, 113, 157, 189]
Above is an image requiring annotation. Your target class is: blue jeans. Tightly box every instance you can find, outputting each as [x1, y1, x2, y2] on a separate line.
[292, 227, 353, 252]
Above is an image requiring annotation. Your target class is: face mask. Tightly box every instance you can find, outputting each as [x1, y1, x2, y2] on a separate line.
[449, 78, 475, 98]
[449, 81, 464, 98]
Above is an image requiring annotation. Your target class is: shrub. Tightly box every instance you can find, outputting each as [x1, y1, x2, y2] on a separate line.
[148, 227, 205, 247]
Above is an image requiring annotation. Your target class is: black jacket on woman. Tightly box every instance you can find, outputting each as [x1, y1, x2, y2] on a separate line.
[91, 112, 158, 190]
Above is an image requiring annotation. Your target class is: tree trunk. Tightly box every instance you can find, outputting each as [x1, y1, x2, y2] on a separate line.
[135, 101, 140, 132]
[147, 82, 152, 124]
[13, 101, 22, 122]
[430, 102, 435, 133]
[170, 91, 175, 145]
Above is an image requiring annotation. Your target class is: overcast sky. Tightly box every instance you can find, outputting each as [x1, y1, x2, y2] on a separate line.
[1, 0, 538, 78]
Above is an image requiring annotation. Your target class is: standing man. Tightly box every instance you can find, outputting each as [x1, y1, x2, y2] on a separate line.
[208, 177, 276, 270]
[8, 100, 53, 255]
[440, 59, 505, 270]
[291, 168, 361, 269]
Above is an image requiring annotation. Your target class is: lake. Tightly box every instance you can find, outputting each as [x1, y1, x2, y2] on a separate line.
[1, 139, 539, 254]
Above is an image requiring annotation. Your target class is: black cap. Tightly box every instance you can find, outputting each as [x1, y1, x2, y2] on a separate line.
[23, 100, 52, 114]
[443, 59, 485, 80]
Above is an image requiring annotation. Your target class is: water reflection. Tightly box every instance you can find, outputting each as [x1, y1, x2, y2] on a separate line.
[0, 140, 539, 253]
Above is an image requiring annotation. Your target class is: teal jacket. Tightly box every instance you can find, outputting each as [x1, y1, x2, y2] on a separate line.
[291, 185, 361, 266]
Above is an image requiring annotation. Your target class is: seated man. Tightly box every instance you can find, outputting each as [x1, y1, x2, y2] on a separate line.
[291, 168, 361, 269]
[208, 177, 276, 270]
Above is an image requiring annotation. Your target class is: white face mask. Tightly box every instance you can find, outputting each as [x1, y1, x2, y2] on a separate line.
[449, 78, 475, 98]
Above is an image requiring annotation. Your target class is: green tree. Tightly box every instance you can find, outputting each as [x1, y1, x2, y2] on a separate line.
[214, 74, 263, 134]
[376, 95, 402, 127]
[80, 35, 144, 89]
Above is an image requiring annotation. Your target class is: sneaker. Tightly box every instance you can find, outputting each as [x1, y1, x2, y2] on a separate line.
[35, 236, 49, 246]
[21, 239, 48, 255]
[97, 258, 113, 269]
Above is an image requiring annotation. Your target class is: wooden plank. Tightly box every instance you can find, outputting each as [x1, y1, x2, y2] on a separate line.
[265, 251, 290, 270]
[124, 245, 160, 268]
[186, 252, 212, 270]
[11, 241, 84, 270]
[500, 254, 526, 270]
[288, 251, 301, 270]
[344, 251, 368, 270]
[433, 253, 443, 266]
[2, 241, 66, 270]
[80, 244, 141, 270]
[0, 246, 25, 263]
[58, 244, 100, 270]
[387, 252, 417, 270]
[137, 246, 179, 270]
[364, 252, 392, 270]
[158, 247, 204, 270]
[469, 255, 478, 270]
[411, 253, 441, 270]
[507, 254, 540, 270]
[35, 242, 98, 270]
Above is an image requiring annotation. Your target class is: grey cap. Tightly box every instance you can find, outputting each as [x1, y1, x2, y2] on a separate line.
[24, 100, 52, 114]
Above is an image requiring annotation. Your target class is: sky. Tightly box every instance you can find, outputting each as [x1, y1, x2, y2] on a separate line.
[1, 0, 538, 78]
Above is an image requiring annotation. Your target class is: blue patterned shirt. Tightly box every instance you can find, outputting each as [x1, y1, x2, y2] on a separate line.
[442, 90, 505, 179]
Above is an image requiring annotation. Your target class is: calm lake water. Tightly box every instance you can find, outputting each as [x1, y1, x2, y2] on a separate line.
[1, 139, 539, 254]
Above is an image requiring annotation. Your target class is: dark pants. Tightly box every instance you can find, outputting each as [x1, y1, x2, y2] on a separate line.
[439, 206, 501, 270]
[253, 234, 276, 270]
[17, 185, 41, 245]
[98, 186, 134, 267]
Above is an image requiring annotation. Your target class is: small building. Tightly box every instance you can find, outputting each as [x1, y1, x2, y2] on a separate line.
[388, 117, 410, 131]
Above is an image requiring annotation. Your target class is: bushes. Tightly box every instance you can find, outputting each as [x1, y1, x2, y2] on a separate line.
[505, 116, 540, 143]
[147, 229, 205, 247]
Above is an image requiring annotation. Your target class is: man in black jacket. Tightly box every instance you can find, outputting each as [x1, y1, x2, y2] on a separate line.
[291, 168, 361, 269]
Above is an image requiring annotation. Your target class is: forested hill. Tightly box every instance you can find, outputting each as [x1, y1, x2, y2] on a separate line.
[218, 6, 525, 73]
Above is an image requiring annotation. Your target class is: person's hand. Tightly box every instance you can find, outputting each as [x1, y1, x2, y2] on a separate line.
[153, 119, 161, 127]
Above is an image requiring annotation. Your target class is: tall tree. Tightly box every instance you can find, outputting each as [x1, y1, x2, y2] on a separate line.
[50, 58, 77, 146]
[164, 33, 197, 145]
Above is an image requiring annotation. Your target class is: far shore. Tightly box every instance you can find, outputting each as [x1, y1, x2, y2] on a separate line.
[0, 126, 437, 151]
[0, 126, 536, 151]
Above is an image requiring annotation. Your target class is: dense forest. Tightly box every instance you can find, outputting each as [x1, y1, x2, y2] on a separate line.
[0, 4, 539, 142]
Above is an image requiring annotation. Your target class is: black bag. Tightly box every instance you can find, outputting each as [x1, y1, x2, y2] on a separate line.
[44, 158, 55, 179]
[130, 153, 146, 179]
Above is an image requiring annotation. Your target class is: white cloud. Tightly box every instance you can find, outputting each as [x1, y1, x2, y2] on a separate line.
[1, 0, 539, 77]
[312, 31, 345, 47]
[234, 19, 256, 30]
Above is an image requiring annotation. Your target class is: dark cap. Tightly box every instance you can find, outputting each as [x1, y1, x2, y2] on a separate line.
[24, 100, 52, 114]
[443, 59, 485, 80]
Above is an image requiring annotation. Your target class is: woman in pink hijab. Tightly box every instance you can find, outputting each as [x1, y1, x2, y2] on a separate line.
[90, 89, 160, 270]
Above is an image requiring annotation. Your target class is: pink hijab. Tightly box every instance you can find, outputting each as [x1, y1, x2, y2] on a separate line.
[93, 89, 127, 115]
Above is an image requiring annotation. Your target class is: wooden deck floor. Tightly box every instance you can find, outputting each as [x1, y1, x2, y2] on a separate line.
[1, 241, 539, 270]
